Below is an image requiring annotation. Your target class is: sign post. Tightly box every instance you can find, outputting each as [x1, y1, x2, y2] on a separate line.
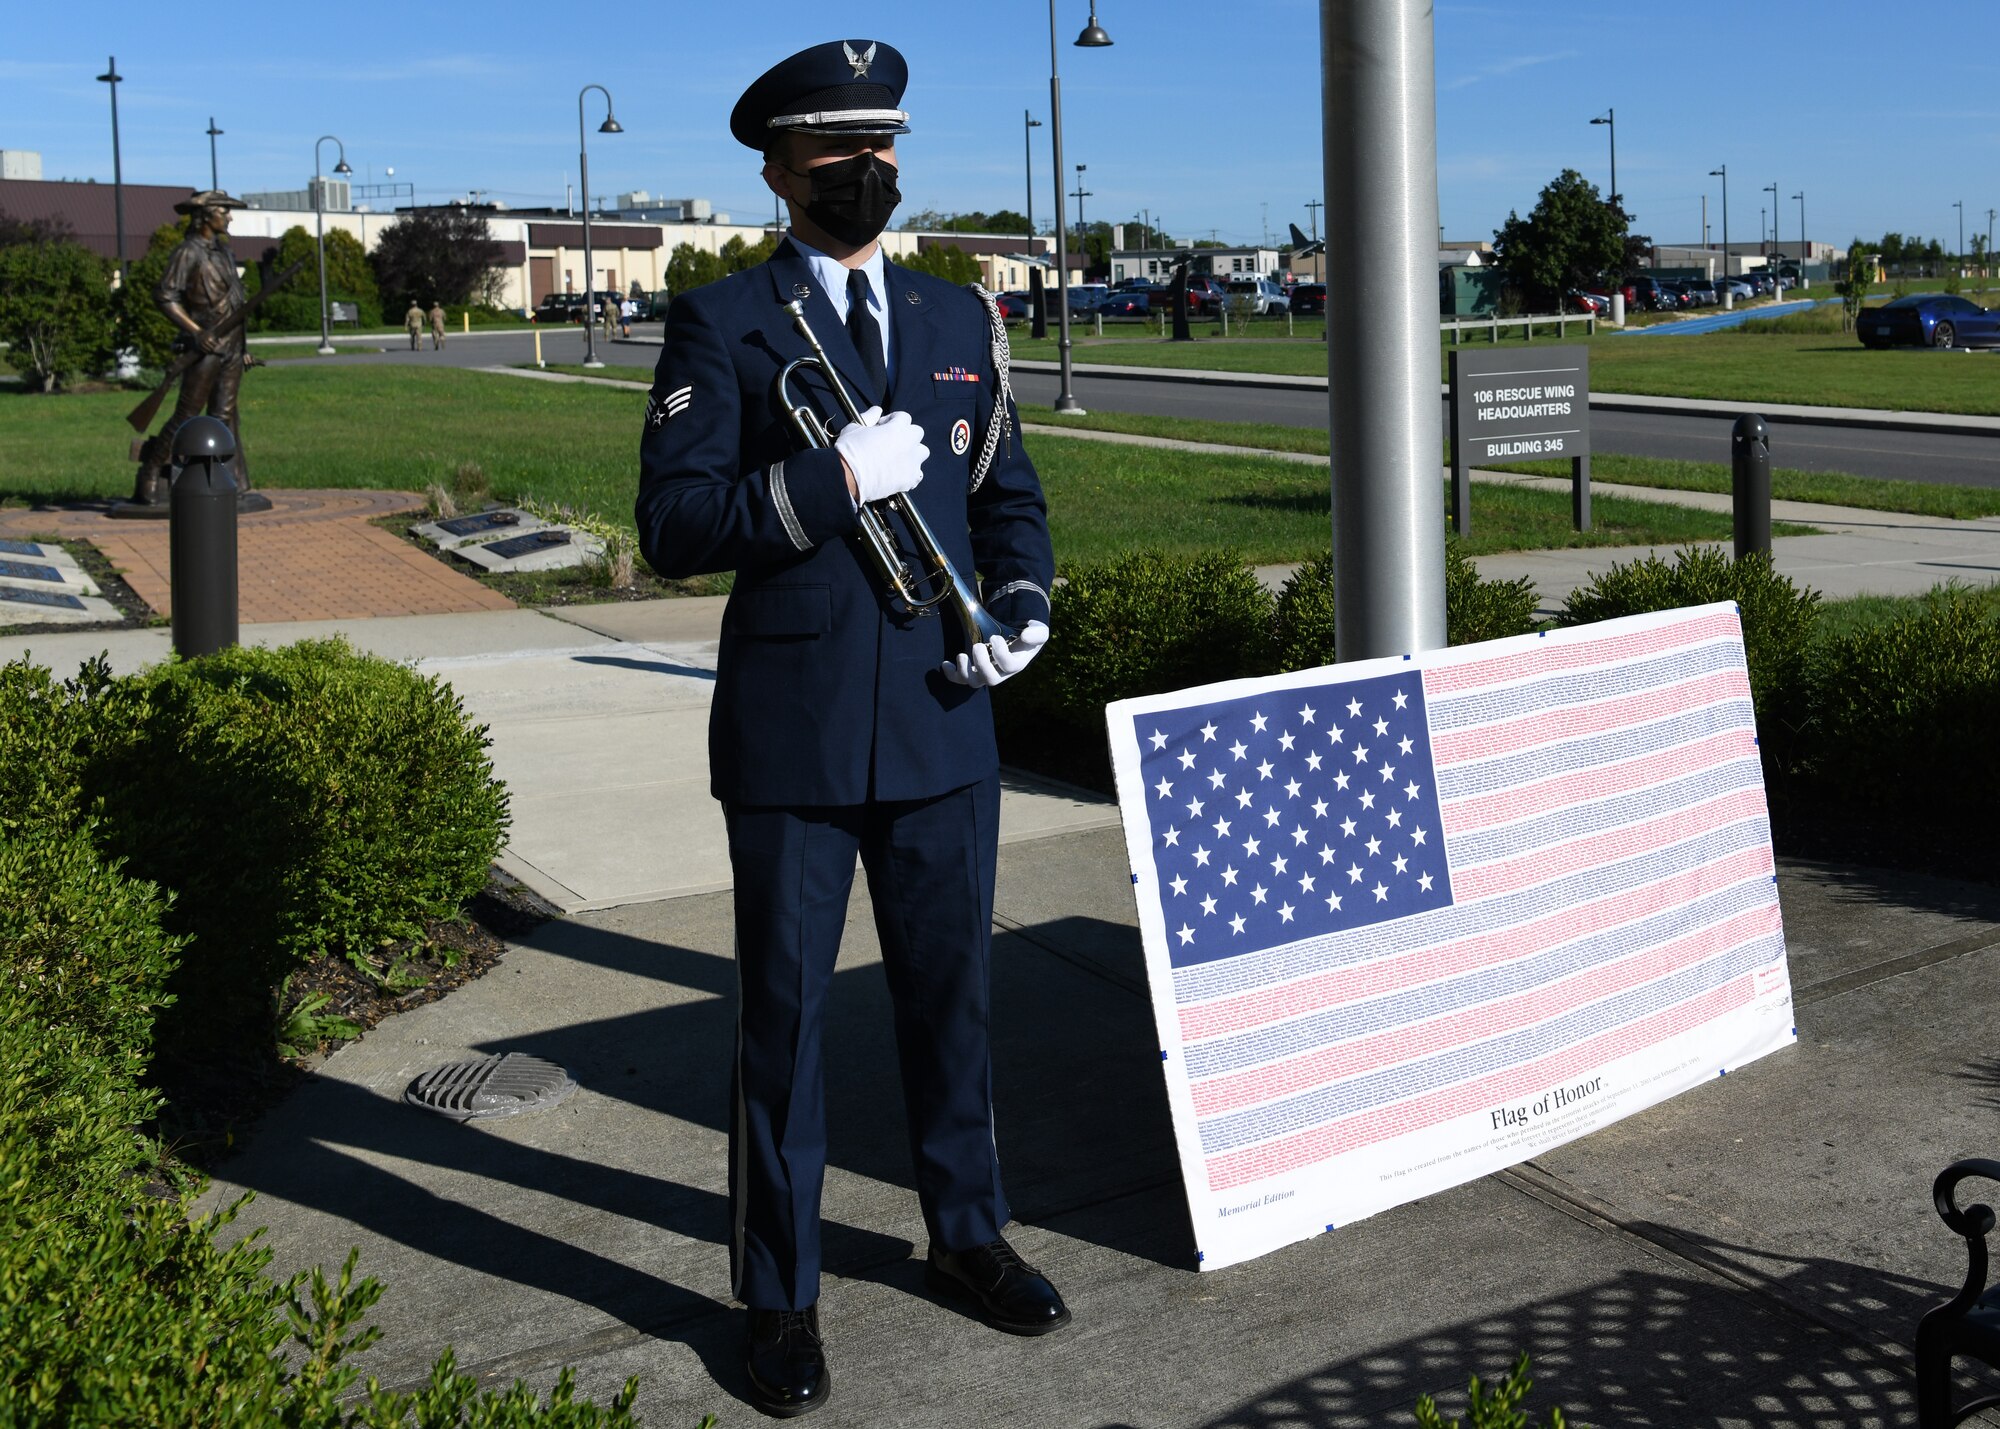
[1447, 344, 1592, 537]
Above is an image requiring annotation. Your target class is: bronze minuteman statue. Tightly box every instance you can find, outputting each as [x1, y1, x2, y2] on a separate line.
[126, 190, 283, 508]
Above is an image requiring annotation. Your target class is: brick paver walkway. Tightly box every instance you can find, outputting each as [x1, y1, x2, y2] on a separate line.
[0, 490, 515, 624]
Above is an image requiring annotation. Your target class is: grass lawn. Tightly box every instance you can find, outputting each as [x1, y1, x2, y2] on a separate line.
[0, 365, 1769, 567]
[1812, 583, 2000, 641]
[1005, 303, 2000, 415]
[1015, 403, 2000, 520]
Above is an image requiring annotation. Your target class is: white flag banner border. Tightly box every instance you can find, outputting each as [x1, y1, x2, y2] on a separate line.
[1104, 602, 1797, 1271]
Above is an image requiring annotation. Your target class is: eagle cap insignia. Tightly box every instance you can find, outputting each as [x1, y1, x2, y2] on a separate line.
[843, 41, 876, 77]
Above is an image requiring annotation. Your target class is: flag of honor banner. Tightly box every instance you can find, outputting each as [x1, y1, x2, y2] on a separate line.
[1105, 603, 1796, 1271]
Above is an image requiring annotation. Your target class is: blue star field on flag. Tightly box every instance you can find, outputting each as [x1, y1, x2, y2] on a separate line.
[1132, 671, 1454, 968]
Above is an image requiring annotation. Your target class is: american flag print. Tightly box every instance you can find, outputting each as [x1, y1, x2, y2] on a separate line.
[1106, 603, 1796, 1271]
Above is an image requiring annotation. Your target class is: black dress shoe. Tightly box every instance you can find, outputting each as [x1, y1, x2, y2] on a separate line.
[745, 1305, 830, 1418]
[926, 1237, 1072, 1336]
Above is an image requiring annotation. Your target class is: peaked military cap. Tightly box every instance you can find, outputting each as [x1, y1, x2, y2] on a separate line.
[730, 39, 911, 151]
[173, 189, 248, 214]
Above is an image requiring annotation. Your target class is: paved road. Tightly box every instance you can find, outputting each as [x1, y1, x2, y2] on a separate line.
[1011, 369, 2000, 490]
[269, 326, 2000, 490]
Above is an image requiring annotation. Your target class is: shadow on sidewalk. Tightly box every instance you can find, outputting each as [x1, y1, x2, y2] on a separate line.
[212, 907, 1185, 1382]
[1183, 1228, 1950, 1429]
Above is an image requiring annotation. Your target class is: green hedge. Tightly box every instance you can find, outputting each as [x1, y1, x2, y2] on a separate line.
[995, 550, 1274, 788]
[69, 640, 509, 1047]
[999, 546, 1545, 790]
[0, 972, 638, 1425]
[1803, 587, 2000, 833]
[1271, 543, 1541, 672]
[0, 653, 630, 1423]
[1556, 546, 1820, 776]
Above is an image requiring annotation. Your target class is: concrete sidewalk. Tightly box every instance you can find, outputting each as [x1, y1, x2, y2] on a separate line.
[6, 534, 1999, 1419]
[191, 818, 2000, 1426]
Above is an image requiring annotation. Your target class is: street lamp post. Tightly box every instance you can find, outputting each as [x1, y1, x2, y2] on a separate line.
[1953, 199, 1964, 272]
[1763, 183, 1777, 253]
[1793, 191, 1806, 277]
[1024, 112, 1046, 338]
[95, 58, 126, 281]
[1590, 109, 1616, 207]
[1709, 165, 1729, 276]
[206, 116, 223, 190]
[577, 83, 624, 370]
[1048, 0, 1112, 415]
[1023, 112, 1041, 237]
[313, 135, 353, 356]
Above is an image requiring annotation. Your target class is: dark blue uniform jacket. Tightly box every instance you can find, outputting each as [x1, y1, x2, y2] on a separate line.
[636, 239, 1055, 807]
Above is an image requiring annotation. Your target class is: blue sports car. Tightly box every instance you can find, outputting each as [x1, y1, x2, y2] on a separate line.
[1858, 294, 2000, 350]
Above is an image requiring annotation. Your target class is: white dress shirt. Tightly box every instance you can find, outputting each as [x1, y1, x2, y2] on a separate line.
[789, 234, 894, 390]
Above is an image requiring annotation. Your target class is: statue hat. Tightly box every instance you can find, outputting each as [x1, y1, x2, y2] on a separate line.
[173, 189, 248, 214]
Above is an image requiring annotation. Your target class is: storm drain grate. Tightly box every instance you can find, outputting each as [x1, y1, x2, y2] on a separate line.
[404, 1053, 577, 1121]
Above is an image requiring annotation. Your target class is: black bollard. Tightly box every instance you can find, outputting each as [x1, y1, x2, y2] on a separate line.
[1730, 413, 1772, 561]
[1029, 267, 1048, 341]
[169, 415, 239, 657]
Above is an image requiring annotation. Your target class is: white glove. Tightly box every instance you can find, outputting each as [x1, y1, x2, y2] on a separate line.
[835, 406, 928, 505]
[941, 620, 1050, 689]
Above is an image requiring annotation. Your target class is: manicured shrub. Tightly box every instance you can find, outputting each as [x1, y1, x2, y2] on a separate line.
[1270, 543, 1541, 673]
[1445, 543, 1542, 647]
[1802, 586, 2000, 831]
[0, 826, 184, 1141]
[0, 993, 640, 1424]
[0, 655, 106, 840]
[1556, 546, 1820, 774]
[79, 638, 509, 1045]
[1271, 553, 1338, 672]
[995, 549, 1275, 789]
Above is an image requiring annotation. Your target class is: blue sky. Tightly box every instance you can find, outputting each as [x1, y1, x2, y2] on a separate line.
[5, 1, 1994, 253]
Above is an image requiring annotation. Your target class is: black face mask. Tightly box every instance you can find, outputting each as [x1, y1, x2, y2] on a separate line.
[790, 152, 901, 247]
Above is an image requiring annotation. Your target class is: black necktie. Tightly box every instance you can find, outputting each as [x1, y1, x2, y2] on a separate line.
[846, 269, 888, 407]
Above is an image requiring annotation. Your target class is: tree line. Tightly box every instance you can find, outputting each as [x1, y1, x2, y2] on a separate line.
[0, 206, 511, 392]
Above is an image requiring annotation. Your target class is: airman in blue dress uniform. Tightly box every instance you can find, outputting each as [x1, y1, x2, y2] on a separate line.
[635, 37, 1066, 1419]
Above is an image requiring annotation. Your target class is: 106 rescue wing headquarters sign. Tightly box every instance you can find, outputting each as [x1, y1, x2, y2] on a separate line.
[1447, 344, 1592, 536]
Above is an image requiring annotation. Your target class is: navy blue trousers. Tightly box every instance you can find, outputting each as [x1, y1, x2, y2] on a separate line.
[724, 773, 1009, 1311]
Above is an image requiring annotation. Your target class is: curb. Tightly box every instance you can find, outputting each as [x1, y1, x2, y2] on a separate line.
[1007, 360, 2000, 439]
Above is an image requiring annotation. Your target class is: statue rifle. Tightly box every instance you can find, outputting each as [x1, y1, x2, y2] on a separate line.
[125, 258, 309, 433]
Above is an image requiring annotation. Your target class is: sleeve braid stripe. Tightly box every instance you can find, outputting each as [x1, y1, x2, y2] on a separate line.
[965, 283, 1014, 494]
[769, 461, 812, 552]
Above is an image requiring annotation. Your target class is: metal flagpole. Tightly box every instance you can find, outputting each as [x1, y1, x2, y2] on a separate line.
[1322, 0, 1446, 658]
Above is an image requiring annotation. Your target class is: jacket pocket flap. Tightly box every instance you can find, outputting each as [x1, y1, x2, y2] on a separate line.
[730, 585, 831, 637]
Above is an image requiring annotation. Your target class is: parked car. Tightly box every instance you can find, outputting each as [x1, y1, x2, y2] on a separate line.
[532, 293, 587, 324]
[993, 291, 1030, 322]
[1179, 275, 1231, 315]
[1289, 283, 1327, 315]
[1587, 281, 1638, 309]
[1628, 277, 1678, 312]
[1564, 288, 1609, 315]
[1101, 291, 1152, 318]
[1684, 279, 1719, 306]
[1746, 272, 1778, 296]
[1714, 277, 1754, 302]
[1225, 276, 1291, 315]
[1064, 283, 1110, 315]
[1856, 293, 2000, 349]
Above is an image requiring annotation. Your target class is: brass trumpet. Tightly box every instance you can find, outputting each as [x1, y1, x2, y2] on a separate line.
[775, 298, 1015, 651]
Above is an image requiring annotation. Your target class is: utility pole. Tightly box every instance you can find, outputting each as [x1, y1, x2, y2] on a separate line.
[1261, 200, 1270, 248]
[1953, 199, 1964, 270]
[205, 116, 223, 190]
[1072, 164, 1090, 243]
[1305, 197, 1322, 243]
